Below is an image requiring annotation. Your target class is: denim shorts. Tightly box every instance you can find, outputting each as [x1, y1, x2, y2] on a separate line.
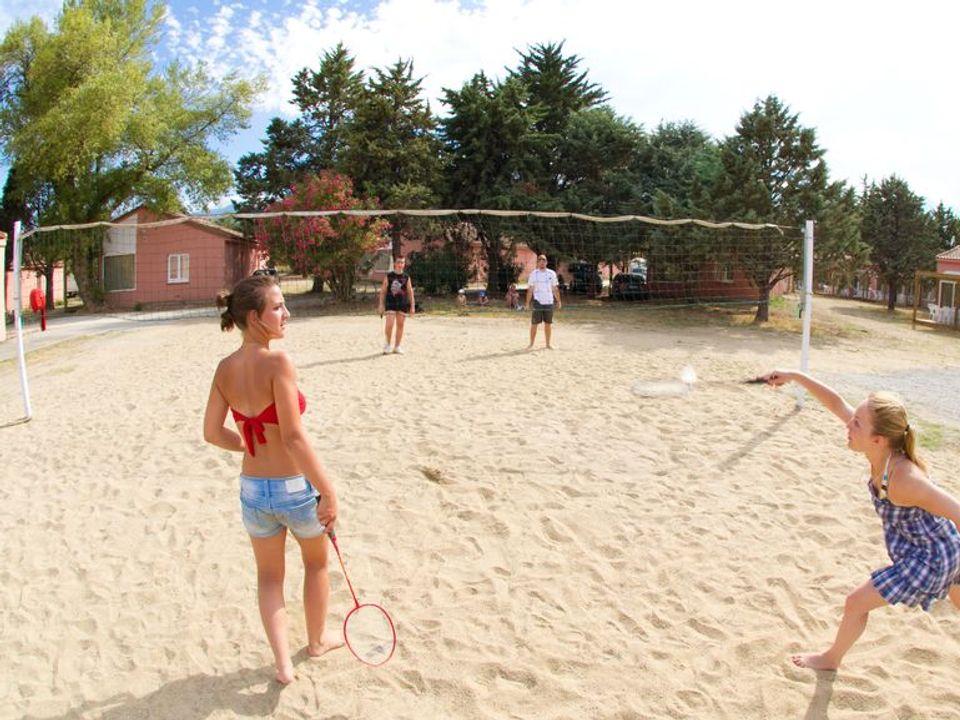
[239, 474, 326, 539]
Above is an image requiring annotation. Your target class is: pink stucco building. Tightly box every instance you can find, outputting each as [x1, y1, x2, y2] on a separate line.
[102, 207, 258, 309]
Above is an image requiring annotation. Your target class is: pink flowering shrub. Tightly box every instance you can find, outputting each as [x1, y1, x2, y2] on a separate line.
[253, 172, 389, 300]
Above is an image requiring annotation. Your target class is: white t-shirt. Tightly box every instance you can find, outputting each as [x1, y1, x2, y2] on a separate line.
[528, 268, 558, 305]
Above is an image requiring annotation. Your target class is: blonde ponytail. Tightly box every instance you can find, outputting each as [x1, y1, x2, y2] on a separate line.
[868, 391, 927, 473]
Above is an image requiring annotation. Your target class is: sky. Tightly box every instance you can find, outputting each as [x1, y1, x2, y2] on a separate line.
[2, 0, 958, 212]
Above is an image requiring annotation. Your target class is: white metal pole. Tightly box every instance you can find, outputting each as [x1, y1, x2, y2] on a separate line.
[796, 220, 814, 409]
[0, 232, 6, 343]
[12, 220, 33, 420]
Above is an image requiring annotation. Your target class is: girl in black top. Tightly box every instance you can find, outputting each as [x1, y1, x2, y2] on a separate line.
[377, 256, 415, 354]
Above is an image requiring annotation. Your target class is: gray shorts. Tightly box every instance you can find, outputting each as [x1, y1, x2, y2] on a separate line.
[531, 300, 554, 324]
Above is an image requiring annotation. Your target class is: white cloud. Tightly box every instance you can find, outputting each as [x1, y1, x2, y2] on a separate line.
[2, 0, 958, 207]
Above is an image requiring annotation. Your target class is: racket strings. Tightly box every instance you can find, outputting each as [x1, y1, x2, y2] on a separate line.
[344, 604, 396, 666]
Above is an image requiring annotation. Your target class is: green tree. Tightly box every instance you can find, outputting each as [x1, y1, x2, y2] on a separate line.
[931, 202, 960, 251]
[234, 43, 365, 211]
[861, 176, 938, 311]
[441, 72, 544, 209]
[0, 0, 261, 307]
[508, 41, 607, 204]
[814, 182, 864, 294]
[233, 118, 317, 212]
[292, 43, 365, 170]
[634, 121, 720, 218]
[551, 107, 644, 295]
[343, 58, 441, 208]
[440, 73, 545, 293]
[711, 95, 828, 321]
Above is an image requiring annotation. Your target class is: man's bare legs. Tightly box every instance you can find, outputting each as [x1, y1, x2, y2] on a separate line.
[791, 579, 888, 671]
[527, 322, 538, 349]
[250, 531, 296, 684]
[544, 322, 553, 349]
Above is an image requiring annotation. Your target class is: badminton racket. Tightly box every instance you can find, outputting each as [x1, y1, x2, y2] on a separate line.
[328, 529, 397, 667]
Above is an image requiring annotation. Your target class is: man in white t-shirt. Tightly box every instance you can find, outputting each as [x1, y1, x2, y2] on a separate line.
[523, 254, 562, 349]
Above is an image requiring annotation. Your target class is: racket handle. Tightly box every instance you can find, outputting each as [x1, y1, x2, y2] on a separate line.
[315, 495, 336, 538]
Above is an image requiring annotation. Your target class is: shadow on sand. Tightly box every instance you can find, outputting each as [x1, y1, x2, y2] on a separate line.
[23, 665, 283, 720]
[802, 669, 837, 720]
[716, 408, 801, 472]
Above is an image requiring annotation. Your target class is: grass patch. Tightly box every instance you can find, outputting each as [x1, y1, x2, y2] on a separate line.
[915, 419, 948, 451]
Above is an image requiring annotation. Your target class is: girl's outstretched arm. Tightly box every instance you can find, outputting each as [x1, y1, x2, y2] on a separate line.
[759, 370, 855, 424]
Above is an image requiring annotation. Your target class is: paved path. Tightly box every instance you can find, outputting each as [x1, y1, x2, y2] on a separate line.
[0, 308, 215, 362]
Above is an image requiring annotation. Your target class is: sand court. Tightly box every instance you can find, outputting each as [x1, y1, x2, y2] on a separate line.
[2, 297, 959, 719]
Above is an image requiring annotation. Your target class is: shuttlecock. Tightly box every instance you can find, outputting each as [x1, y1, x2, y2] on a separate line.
[680, 366, 697, 386]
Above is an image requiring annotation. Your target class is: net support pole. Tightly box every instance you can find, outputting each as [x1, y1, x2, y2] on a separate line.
[796, 220, 814, 409]
[12, 221, 33, 421]
[0, 231, 6, 342]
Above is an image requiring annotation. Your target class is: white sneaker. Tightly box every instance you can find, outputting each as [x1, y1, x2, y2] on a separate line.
[393, 345, 405, 355]
[382, 343, 392, 354]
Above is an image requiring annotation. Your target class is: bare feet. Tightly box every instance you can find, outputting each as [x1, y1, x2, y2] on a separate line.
[791, 652, 838, 670]
[307, 631, 345, 659]
[275, 662, 296, 685]
[545, 344, 553, 349]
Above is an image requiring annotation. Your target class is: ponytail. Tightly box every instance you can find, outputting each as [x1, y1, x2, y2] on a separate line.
[214, 274, 277, 333]
[902, 423, 926, 474]
[216, 290, 235, 332]
[868, 391, 927, 473]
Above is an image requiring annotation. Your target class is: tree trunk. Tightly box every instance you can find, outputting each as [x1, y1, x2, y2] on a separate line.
[71, 239, 104, 310]
[887, 280, 897, 311]
[44, 265, 55, 310]
[391, 221, 403, 259]
[754, 284, 771, 322]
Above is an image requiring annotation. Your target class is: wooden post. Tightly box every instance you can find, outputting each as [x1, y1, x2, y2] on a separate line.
[912, 271, 920, 329]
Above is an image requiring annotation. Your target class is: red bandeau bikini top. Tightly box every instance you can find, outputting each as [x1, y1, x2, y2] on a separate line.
[231, 391, 306, 456]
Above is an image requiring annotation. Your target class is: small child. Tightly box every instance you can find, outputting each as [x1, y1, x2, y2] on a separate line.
[504, 283, 521, 310]
[456, 288, 467, 312]
[478, 290, 489, 306]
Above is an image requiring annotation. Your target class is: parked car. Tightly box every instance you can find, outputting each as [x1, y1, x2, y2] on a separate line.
[566, 261, 603, 295]
[610, 272, 649, 301]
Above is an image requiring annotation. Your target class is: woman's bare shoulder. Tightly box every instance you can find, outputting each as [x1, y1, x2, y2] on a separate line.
[888, 458, 933, 503]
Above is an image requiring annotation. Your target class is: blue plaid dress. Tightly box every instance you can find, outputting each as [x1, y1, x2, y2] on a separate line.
[868, 476, 960, 611]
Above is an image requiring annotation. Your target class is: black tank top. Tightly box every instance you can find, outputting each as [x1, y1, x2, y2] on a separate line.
[387, 271, 409, 299]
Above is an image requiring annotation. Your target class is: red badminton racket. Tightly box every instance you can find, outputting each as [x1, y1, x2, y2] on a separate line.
[328, 529, 397, 666]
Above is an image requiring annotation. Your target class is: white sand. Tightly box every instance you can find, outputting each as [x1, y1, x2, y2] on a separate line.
[2, 297, 959, 719]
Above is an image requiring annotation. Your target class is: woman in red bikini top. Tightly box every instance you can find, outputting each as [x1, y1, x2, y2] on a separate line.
[202, 273, 341, 684]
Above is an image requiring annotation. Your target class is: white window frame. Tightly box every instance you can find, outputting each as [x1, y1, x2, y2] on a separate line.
[168, 253, 189, 284]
